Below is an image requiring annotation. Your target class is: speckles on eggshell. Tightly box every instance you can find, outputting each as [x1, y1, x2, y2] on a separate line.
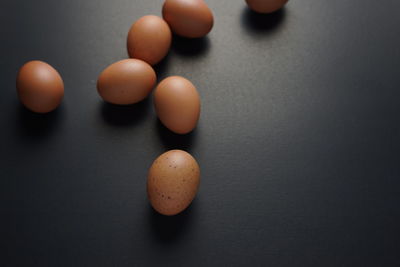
[147, 150, 200, 216]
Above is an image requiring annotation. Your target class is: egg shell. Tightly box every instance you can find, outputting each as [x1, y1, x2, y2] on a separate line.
[97, 59, 156, 105]
[147, 150, 200, 216]
[16, 60, 64, 113]
[162, 0, 214, 38]
[127, 15, 172, 66]
[245, 0, 288, 14]
[154, 76, 200, 134]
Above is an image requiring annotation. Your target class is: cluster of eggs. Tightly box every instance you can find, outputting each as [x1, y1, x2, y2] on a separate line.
[15, 0, 288, 216]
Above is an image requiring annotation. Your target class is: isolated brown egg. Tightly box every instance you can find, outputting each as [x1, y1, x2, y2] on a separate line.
[245, 0, 288, 14]
[16, 60, 64, 113]
[162, 0, 214, 38]
[97, 59, 156, 105]
[154, 76, 200, 134]
[127, 15, 172, 66]
[147, 150, 200, 216]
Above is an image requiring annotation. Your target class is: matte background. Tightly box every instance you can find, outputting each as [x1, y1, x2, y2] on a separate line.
[1, 0, 400, 266]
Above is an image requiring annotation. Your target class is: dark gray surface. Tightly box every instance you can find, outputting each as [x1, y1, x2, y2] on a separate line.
[1, 0, 400, 266]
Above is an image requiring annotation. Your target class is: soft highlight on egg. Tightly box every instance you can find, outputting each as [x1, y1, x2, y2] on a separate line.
[154, 76, 201, 134]
[245, 0, 288, 14]
[147, 150, 200, 216]
[97, 59, 156, 105]
[162, 0, 214, 38]
[16, 60, 64, 114]
[127, 15, 172, 66]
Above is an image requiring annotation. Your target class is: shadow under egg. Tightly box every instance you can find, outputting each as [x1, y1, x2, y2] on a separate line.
[100, 98, 151, 127]
[171, 35, 211, 58]
[155, 120, 198, 152]
[15, 103, 65, 141]
[241, 7, 287, 34]
[153, 53, 171, 82]
[147, 200, 197, 243]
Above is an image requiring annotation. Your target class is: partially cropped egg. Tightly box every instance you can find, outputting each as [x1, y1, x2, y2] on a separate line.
[245, 0, 288, 14]
[162, 0, 214, 38]
[154, 76, 200, 134]
[147, 150, 200, 216]
[16, 60, 64, 113]
[127, 15, 172, 66]
[97, 59, 156, 105]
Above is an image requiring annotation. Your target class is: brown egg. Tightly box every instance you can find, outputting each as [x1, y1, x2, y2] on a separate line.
[162, 0, 214, 38]
[127, 15, 172, 66]
[97, 59, 156, 105]
[154, 76, 200, 134]
[147, 150, 200, 216]
[16, 60, 64, 113]
[245, 0, 288, 14]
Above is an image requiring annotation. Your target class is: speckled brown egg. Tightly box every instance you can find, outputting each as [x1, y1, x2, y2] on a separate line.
[147, 150, 200, 216]
[16, 60, 64, 113]
[97, 59, 156, 105]
[153, 76, 200, 134]
[127, 15, 172, 66]
[245, 0, 289, 14]
[162, 0, 214, 38]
